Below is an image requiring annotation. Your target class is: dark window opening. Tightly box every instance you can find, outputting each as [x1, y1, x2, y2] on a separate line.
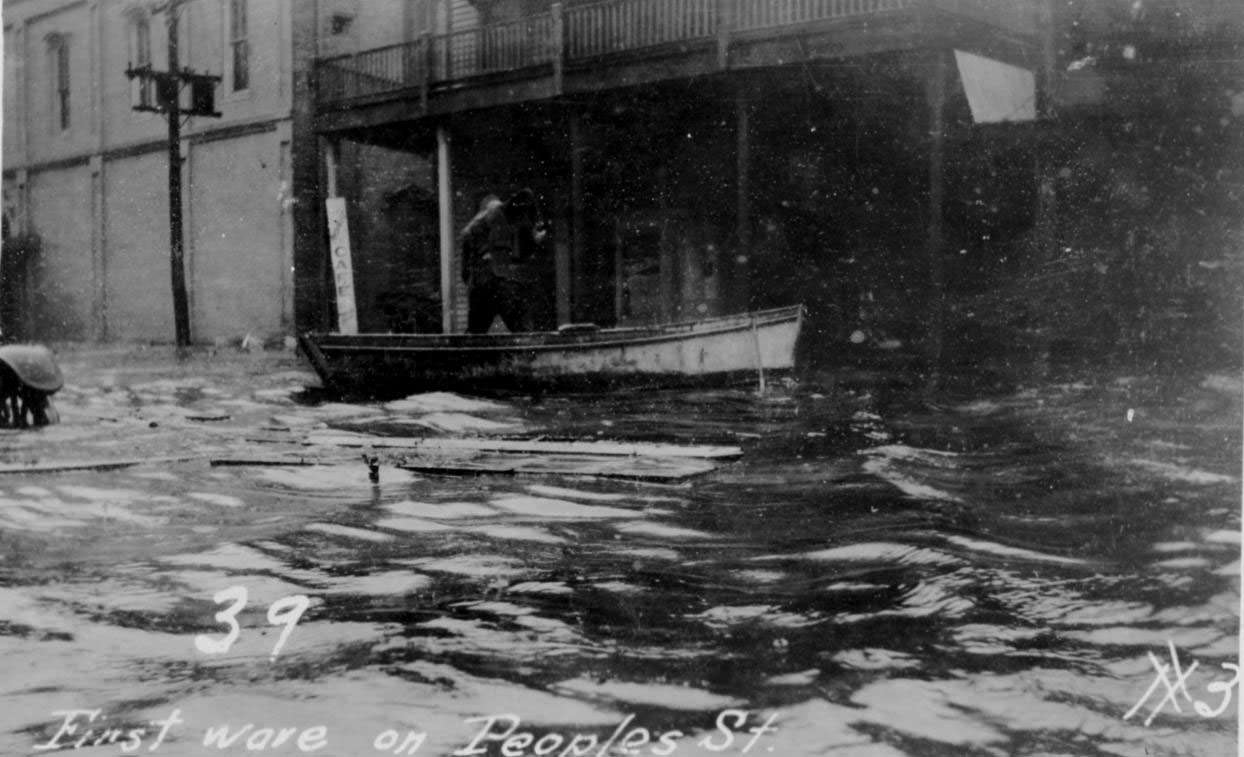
[330, 13, 354, 36]
[51, 36, 70, 130]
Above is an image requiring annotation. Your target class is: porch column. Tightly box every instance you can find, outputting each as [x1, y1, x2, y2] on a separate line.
[323, 138, 341, 198]
[569, 111, 585, 324]
[736, 94, 751, 311]
[437, 125, 455, 333]
[924, 49, 948, 383]
[90, 155, 106, 341]
[657, 166, 675, 323]
[657, 167, 675, 323]
[290, 0, 330, 332]
[1032, 0, 1059, 373]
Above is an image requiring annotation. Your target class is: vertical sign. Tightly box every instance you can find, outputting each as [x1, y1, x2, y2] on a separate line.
[325, 197, 358, 334]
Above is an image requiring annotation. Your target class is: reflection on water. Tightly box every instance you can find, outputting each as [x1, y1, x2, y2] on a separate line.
[1, 362, 1238, 756]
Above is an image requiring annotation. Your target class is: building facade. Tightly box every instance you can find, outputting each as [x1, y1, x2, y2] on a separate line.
[297, 0, 1051, 348]
[4, 0, 1045, 346]
[9, 0, 1236, 359]
[3, 0, 297, 344]
[294, 0, 1242, 366]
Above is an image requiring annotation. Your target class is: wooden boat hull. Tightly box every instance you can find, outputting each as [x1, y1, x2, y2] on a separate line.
[299, 305, 803, 396]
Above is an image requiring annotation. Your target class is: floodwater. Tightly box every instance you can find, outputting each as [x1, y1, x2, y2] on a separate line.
[1, 349, 1239, 757]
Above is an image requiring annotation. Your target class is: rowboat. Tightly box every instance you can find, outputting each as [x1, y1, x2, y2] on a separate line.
[298, 304, 803, 396]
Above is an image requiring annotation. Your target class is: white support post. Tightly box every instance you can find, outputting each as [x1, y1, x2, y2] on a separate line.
[437, 125, 455, 333]
[324, 138, 340, 199]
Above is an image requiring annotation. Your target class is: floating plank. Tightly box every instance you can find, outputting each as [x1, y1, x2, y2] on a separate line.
[398, 453, 716, 482]
[202, 449, 714, 482]
[210, 457, 317, 467]
[0, 455, 199, 475]
[304, 430, 743, 459]
[401, 459, 519, 476]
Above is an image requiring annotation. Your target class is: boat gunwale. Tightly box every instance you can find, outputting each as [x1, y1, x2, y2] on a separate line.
[305, 305, 804, 355]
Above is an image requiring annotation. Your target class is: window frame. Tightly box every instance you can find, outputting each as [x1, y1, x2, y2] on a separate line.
[128, 12, 153, 108]
[227, 0, 249, 93]
[47, 33, 71, 132]
[132, 14, 151, 66]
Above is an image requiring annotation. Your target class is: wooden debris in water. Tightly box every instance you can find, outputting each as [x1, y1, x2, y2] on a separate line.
[399, 453, 717, 482]
[205, 451, 714, 482]
[0, 455, 199, 474]
[185, 413, 232, 422]
[302, 430, 743, 459]
[209, 456, 317, 467]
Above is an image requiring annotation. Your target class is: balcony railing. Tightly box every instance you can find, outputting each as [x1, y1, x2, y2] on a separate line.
[317, 0, 1039, 107]
[565, 0, 717, 58]
[441, 13, 555, 79]
[317, 14, 556, 103]
[736, 0, 913, 32]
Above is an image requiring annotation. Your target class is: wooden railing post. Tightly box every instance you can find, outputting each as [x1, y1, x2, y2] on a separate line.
[551, 2, 565, 94]
[420, 0, 433, 107]
[422, 32, 432, 107]
[717, 0, 736, 68]
[736, 92, 750, 288]
[310, 61, 322, 108]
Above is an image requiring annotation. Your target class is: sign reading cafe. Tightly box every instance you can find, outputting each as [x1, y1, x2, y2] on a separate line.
[325, 197, 358, 335]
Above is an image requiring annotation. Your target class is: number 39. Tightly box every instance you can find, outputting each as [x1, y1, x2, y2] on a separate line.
[194, 586, 310, 660]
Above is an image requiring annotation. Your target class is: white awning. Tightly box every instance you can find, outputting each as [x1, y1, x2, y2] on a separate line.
[954, 50, 1036, 124]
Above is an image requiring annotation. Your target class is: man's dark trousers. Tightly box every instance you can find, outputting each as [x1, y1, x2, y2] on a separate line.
[467, 275, 533, 334]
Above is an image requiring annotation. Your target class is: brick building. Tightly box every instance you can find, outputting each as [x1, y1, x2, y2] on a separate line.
[3, 0, 297, 344]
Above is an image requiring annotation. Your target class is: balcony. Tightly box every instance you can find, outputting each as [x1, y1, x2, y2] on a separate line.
[314, 0, 1042, 129]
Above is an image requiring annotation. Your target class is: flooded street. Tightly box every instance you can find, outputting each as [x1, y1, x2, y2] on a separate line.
[2, 348, 1239, 757]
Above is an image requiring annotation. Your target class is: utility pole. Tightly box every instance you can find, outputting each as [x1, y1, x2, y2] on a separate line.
[125, 0, 220, 349]
[166, 4, 189, 348]
[924, 49, 947, 392]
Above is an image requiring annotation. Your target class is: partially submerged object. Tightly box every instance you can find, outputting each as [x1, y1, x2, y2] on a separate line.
[216, 430, 744, 483]
[301, 431, 743, 459]
[0, 344, 63, 428]
[299, 305, 804, 396]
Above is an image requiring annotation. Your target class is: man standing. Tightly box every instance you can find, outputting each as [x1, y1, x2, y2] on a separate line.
[460, 188, 548, 334]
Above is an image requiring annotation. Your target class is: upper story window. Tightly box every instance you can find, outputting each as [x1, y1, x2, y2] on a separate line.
[132, 15, 151, 66]
[47, 33, 70, 131]
[128, 13, 153, 107]
[228, 0, 249, 92]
